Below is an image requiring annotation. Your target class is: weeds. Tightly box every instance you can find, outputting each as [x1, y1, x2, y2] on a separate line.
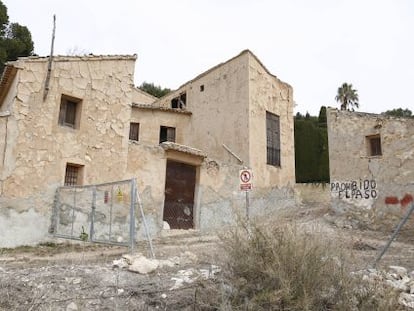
[0, 241, 103, 256]
[199, 221, 402, 310]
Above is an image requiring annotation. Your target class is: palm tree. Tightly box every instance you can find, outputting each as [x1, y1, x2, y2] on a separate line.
[335, 83, 359, 111]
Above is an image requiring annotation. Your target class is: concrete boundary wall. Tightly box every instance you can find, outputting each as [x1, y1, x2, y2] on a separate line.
[327, 109, 414, 229]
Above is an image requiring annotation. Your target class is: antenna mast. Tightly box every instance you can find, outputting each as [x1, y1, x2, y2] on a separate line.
[43, 14, 56, 101]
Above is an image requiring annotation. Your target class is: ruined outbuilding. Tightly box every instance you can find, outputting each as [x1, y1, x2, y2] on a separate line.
[327, 108, 414, 228]
[0, 50, 295, 247]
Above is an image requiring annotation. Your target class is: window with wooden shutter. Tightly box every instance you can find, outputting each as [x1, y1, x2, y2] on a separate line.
[366, 135, 382, 156]
[58, 95, 82, 129]
[266, 111, 281, 166]
[159, 126, 176, 143]
[129, 122, 140, 141]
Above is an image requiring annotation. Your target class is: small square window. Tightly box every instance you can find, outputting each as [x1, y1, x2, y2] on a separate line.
[160, 126, 176, 143]
[64, 163, 84, 186]
[366, 135, 382, 156]
[129, 122, 140, 141]
[200, 85, 204, 92]
[59, 95, 82, 129]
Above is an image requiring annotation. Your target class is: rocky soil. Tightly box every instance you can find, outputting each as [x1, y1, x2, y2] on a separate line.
[2, 205, 414, 310]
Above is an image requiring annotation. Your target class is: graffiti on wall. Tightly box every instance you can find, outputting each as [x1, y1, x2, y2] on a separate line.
[331, 180, 377, 199]
[385, 194, 413, 207]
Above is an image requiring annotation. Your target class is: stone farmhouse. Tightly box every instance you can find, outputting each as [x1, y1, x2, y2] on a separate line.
[0, 50, 295, 247]
[327, 108, 414, 228]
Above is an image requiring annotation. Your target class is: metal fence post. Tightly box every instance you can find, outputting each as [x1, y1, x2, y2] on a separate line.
[90, 186, 96, 242]
[129, 178, 136, 253]
[136, 185, 155, 258]
[70, 188, 77, 238]
[51, 187, 61, 235]
[373, 201, 414, 267]
[109, 185, 114, 240]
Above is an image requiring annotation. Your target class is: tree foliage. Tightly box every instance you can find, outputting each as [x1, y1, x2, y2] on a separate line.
[139, 82, 171, 98]
[382, 108, 413, 118]
[0, 0, 34, 73]
[335, 82, 359, 111]
[294, 106, 329, 183]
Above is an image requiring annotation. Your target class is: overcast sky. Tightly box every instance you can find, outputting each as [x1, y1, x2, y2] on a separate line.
[5, 0, 414, 115]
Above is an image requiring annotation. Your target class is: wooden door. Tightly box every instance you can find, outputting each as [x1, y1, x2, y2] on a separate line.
[163, 161, 196, 229]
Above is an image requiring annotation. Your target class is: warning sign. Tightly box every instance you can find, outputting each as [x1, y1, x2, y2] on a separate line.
[239, 169, 253, 191]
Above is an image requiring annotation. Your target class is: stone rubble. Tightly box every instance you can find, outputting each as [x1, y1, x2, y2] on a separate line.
[169, 265, 221, 290]
[356, 265, 414, 309]
[66, 301, 78, 311]
[113, 251, 201, 274]
[112, 251, 221, 290]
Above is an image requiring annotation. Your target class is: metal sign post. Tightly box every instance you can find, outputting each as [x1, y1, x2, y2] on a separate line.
[239, 169, 253, 236]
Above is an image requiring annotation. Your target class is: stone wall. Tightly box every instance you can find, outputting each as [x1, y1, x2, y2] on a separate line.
[153, 50, 296, 186]
[155, 51, 251, 164]
[327, 108, 414, 229]
[248, 53, 295, 188]
[196, 158, 295, 232]
[0, 51, 297, 247]
[0, 55, 147, 247]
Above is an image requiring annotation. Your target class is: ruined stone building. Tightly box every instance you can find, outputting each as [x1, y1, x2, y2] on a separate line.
[0, 50, 295, 247]
[327, 108, 414, 227]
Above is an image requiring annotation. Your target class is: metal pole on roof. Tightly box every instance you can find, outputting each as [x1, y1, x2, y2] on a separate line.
[43, 14, 56, 101]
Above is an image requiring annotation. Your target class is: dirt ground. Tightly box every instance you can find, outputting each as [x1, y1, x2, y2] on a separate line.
[2, 205, 414, 311]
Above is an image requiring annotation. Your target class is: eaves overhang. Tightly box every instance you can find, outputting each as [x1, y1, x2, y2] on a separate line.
[132, 102, 192, 115]
[0, 65, 18, 109]
[160, 142, 206, 165]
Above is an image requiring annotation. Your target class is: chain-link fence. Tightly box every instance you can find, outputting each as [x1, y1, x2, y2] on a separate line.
[51, 179, 137, 249]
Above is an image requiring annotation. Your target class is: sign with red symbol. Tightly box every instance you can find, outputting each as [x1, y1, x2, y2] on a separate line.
[239, 169, 253, 191]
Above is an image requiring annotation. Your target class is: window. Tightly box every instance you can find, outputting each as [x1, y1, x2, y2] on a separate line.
[160, 126, 176, 143]
[64, 163, 84, 186]
[171, 93, 186, 109]
[266, 111, 280, 166]
[367, 135, 382, 156]
[129, 122, 140, 141]
[59, 95, 82, 129]
[200, 85, 204, 92]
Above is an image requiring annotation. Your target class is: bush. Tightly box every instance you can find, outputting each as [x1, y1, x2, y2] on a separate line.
[199, 222, 402, 310]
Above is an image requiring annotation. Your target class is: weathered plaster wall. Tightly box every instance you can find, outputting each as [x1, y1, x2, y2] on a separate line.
[126, 142, 166, 237]
[327, 108, 414, 228]
[130, 108, 191, 145]
[139, 51, 296, 231]
[2, 56, 136, 198]
[1, 51, 297, 247]
[196, 158, 295, 231]
[248, 54, 295, 189]
[155, 52, 251, 164]
[0, 116, 7, 188]
[0, 70, 19, 192]
[0, 56, 137, 247]
[132, 87, 156, 105]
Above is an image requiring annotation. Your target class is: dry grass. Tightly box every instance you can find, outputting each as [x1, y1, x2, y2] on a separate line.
[197, 221, 403, 311]
[0, 241, 102, 256]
